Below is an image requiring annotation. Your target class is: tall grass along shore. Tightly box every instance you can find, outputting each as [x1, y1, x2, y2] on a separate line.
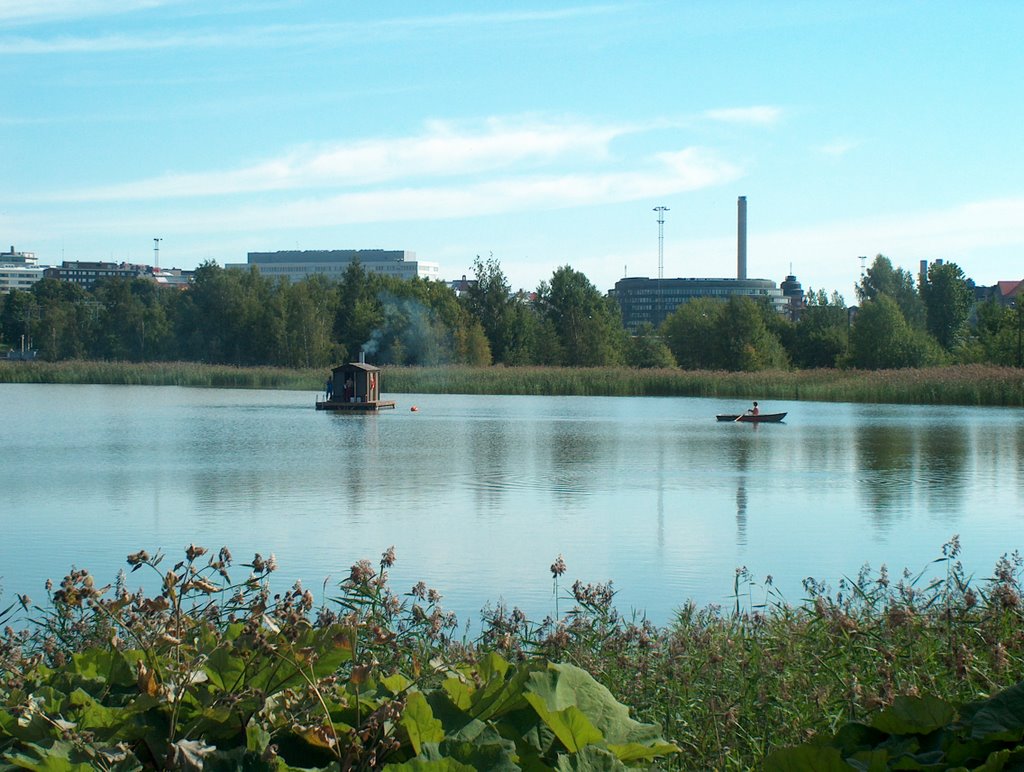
[3, 538, 1024, 769]
[2, 360, 1023, 406]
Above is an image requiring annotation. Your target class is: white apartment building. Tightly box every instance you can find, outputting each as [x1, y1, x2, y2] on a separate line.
[226, 249, 441, 283]
[0, 246, 44, 293]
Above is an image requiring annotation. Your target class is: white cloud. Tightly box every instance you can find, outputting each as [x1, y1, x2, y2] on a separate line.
[0, 5, 627, 53]
[0, 0, 170, 25]
[817, 138, 862, 157]
[187, 149, 737, 229]
[40, 118, 666, 202]
[737, 197, 1024, 290]
[704, 106, 782, 126]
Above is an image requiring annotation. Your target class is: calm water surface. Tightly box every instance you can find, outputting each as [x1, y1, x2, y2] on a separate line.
[2, 383, 1022, 626]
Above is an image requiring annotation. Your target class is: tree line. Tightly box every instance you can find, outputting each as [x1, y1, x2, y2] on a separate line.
[1, 254, 1019, 370]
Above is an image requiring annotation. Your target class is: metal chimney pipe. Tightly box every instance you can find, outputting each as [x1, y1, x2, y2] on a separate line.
[737, 196, 747, 280]
[359, 350, 366, 364]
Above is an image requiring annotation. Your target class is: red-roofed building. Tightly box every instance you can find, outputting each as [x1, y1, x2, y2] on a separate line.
[996, 280, 1024, 306]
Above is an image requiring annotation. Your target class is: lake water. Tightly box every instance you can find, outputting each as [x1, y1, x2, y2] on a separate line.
[1, 383, 1022, 627]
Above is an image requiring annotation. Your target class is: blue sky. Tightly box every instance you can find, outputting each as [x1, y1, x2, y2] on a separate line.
[2, 1, 1022, 298]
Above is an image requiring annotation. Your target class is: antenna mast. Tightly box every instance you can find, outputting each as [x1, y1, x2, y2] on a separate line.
[653, 206, 669, 279]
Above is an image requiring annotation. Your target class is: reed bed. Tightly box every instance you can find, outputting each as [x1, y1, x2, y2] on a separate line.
[0, 359, 323, 391]
[384, 363, 1024, 406]
[3, 539, 1024, 769]
[2, 360, 1022, 406]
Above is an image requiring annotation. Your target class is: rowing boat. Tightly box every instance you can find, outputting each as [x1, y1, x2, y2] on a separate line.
[715, 412, 787, 423]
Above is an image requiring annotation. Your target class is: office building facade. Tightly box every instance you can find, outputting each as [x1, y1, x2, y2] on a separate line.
[611, 276, 789, 333]
[228, 249, 440, 283]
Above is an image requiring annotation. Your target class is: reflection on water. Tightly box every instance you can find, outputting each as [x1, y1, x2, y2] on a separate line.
[1, 384, 1022, 626]
[736, 480, 748, 546]
[854, 420, 973, 525]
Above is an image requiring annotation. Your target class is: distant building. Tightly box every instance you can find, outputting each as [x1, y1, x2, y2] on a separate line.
[0, 245, 37, 267]
[150, 267, 194, 290]
[44, 261, 152, 290]
[610, 276, 789, 333]
[0, 244, 44, 292]
[0, 245, 45, 294]
[780, 274, 805, 321]
[42, 261, 192, 290]
[227, 249, 441, 283]
[0, 264, 45, 294]
[977, 279, 1024, 307]
[449, 274, 477, 297]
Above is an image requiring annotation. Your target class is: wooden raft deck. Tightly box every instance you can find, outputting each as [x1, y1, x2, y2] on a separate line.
[316, 399, 396, 412]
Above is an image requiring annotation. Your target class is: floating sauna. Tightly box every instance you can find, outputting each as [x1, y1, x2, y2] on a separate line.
[316, 355, 396, 412]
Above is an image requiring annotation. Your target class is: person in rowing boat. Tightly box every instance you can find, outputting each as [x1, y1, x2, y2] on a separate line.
[746, 401, 760, 417]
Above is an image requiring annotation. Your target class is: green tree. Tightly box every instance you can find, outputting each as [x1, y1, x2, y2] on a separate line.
[279, 275, 340, 368]
[0, 289, 40, 354]
[463, 255, 517, 363]
[792, 289, 849, 368]
[974, 299, 1022, 366]
[15, 279, 96, 360]
[660, 297, 723, 369]
[848, 295, 943, 369]
[334, 260, 383, 361]
[92, 278, 159, 360]
[856, 254, 926, 329]
[536, 266, 625, 366]
[176, 262, 283, 365]
[626, 323, 677, 368]
[717, 295, 790, 371]
[920, 261, 973, 350]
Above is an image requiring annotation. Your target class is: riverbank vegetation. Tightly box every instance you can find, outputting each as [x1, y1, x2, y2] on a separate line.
[3, 538, 1024, 769]
[3, 359, 1023, 407]
[2, 254, 1021, 374]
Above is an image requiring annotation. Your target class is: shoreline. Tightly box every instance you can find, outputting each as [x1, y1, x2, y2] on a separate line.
[2, 360, 1023, 406]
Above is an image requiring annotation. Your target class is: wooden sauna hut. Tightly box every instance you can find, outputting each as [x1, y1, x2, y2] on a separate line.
[316, 355, 396, 412]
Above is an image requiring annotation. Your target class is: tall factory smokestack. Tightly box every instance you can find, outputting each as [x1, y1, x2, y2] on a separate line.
[737, 196, 747, 280]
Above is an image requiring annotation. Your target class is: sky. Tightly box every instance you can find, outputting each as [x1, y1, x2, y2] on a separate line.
[2, 1, 1023, 299]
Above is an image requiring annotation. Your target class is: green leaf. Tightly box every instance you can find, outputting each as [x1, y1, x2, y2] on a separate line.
[463, 660, 534, 722]
[381, 672, 414, 696]
[382, 758, 477, 771]
[67, 648, 136, 691]
[522, 697, 603, 754]
[441, 678, 474, 712]
[845, 748, 892, 771]
[66, 688, 129, 735]
[401, 691, 444, 756]
[204, 646, 248, 692]
[554, 744, 627, 771]
[246, 717, 272, 753]
[764, 745, 854, 771]
[1, 739, 97, 771]
[475, 652, 510, 684]
[605, 741, 679, 763]
[964, 681, 1024, 743]
[830, 723, 888, 757]
[870, 695, 957, 736]
[524, 663, 666, 748]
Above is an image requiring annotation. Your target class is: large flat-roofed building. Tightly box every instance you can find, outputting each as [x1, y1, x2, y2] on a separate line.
[43, 261, 151, 289]
[611, 276, 788, 333]
[1, 245, 37, 267]
[228, 249, 440, 283]
[612, 195, 804, 332]
[0, 245, 44, 293]
[0, 264, 45, 294]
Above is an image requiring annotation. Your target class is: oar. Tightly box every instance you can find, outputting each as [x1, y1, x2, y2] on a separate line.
[734, 413, 745, 422]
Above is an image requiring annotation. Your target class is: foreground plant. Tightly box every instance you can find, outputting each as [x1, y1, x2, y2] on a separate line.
[0, 545, 677, 770]
[765, 683, 1024, 770]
